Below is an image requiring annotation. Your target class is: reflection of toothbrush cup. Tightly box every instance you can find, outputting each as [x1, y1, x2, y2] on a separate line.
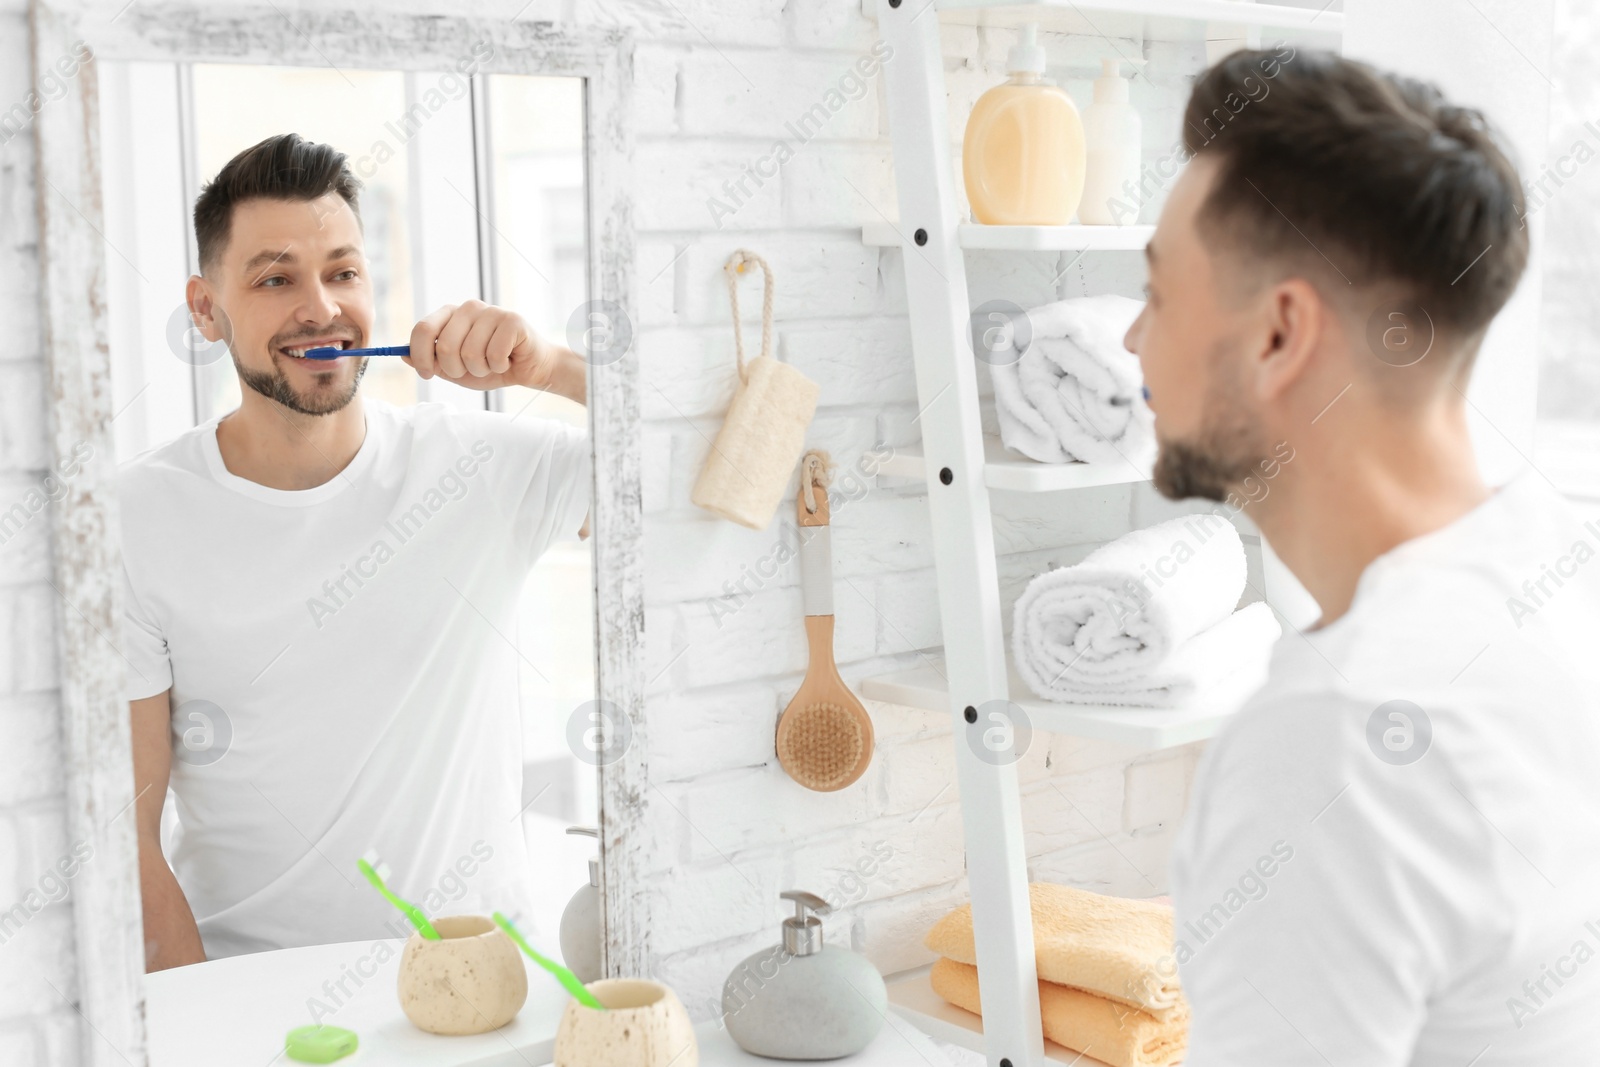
[357, 852, 604, 1010]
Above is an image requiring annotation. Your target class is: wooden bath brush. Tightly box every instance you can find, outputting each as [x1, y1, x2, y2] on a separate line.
[776, 451, 874, 791]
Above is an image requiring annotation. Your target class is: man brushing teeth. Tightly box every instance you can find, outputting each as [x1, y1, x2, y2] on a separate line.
[118, 133, 593, 968]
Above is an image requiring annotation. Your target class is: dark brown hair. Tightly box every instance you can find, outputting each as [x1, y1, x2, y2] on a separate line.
[1183, 47, 1527, 345]
[193, 133, 362, 274]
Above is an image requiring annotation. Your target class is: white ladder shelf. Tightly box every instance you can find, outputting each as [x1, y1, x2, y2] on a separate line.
[866, 3, 1341, 1064]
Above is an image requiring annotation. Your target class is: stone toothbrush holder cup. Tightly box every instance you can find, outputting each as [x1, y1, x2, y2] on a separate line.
[553, 978, 698, 1067]
[397, 915, 529, 1035]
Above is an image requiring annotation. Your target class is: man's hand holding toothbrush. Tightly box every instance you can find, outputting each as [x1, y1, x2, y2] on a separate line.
[405, 300, 588, 406]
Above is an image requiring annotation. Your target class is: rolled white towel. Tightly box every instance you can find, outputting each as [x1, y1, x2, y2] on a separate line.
[987, 294, 1154, 468]
[1017, 603, 1281, 707]
[1011, 514, 1283, 707]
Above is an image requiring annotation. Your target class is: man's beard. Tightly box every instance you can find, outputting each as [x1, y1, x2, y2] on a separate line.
[234, 351, 368, 416]
[1150, 351, 1268, 503]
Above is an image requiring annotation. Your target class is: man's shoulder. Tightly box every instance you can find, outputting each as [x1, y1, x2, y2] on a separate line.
[390, 397, 583, 450]
[114, 420, 213, 497]
[1212, 524, 1600, 798]
[1279, 477, 1600, 697]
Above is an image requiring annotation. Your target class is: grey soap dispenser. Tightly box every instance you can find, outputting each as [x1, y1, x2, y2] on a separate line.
[721, 890, 888, 1059]
[558, 826, 602, 984]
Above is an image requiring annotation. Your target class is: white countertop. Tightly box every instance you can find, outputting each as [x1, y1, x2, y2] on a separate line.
[145, 937, 958, 1066]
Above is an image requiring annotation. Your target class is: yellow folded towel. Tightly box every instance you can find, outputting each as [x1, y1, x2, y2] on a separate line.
[924, 882, 1183, 1016]
[930, 957, 1186, 1067]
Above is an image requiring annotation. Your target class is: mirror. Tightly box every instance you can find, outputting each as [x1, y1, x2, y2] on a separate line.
[102, 56, 604, 962]
[32, 6, 641, 1062]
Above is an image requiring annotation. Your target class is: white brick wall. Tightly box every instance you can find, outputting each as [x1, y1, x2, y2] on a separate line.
[615, 0, 1218, 1017]
[0, 1, 1219, 1059]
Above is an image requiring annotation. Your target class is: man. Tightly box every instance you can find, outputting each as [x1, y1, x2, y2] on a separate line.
[1126, 49, 1600, 1062]
[118, 133, 593, 968]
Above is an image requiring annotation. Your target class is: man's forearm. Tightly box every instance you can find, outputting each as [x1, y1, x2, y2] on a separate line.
[546, 346, 588, 407]
[138, 837, 206, 971]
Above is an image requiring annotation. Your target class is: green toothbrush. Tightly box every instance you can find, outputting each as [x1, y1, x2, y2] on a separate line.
[358, 852, 440, 940]
[492, 910, 605, 1010]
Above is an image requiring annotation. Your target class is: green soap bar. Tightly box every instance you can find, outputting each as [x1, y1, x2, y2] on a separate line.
[285, 1024, 359, 1063]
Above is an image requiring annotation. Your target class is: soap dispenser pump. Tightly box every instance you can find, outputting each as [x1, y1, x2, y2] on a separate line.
[721, 891, 888, 1059]
[558, 826, 602, 984]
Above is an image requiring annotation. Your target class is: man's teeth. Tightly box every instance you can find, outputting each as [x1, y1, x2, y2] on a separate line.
[284, 341, 350, 358]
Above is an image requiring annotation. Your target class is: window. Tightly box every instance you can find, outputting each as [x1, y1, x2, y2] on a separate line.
[1535, 0, 1600, 500]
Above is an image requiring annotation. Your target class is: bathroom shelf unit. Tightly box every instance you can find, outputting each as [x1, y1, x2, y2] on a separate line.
[877, 434, 1152, 491]
[864, 2, 1339, 1064]
[862, 656, 1263, 750]
[860, 221, 1155, 251]
[861, 0, 1344, 41]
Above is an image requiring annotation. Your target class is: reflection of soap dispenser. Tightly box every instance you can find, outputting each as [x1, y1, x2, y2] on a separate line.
[558, 827, 602, 984]
[963, 23, 1086, 225]
[722, 891, 888, 1059]
[1080, 58, 1144, 225]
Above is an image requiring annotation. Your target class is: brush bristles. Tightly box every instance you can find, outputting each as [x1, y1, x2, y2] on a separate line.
[778, 702, 866, 789]
[360, 850, 392, 881]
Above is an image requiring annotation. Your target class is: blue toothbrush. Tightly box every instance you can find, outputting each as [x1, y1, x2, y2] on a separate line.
[306, 345, 410, 360]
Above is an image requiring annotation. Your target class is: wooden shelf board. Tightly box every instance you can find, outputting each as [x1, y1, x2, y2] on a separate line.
[862, 655, 1260, 750]
[886, 964, 1120, 1067]
[877, 434, 1153, 492]
[863, 221, 1154, 251]
[862, 0, 1344, 39]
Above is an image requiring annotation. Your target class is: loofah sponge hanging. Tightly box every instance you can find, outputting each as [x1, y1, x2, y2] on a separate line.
[690, 250, 821, 529]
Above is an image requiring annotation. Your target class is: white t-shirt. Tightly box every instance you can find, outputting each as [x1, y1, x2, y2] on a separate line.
[116, 397, 590, 959]
[1170, 471, 1600, 1065]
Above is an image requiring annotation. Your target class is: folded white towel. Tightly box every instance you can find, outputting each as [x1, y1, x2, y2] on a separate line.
[1011, 515, 1282, 707]
[988, 295, 1155, 469]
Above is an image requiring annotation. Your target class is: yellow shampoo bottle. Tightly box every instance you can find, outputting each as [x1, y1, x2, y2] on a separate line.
[963, 24, 1086, 226]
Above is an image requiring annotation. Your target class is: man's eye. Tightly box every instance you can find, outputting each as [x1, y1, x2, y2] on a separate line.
[334, 269, 358, 281]
[261, 276, 286, 288]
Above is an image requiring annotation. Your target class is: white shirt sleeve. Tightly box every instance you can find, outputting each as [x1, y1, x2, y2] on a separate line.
[118, 556, 173, 701]
[475, 413, 591, 568]
[1169, 692, 1488, 1066]
[542, 419, 592, 544]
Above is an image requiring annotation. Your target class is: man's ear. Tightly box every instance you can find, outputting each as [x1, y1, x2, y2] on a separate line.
[185, 275, 227, 344]
[1254, 277, 1324, 404]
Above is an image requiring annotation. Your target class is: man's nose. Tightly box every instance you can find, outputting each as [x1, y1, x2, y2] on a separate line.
[298, 277, 341, 324]
[1123, 307, 1145, 354]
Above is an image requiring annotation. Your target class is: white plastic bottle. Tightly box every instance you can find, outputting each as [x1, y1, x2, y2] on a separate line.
[1079, 58, 1143, 226]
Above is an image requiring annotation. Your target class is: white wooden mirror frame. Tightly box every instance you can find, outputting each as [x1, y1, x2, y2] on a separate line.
[29, 3, 644, 1062]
